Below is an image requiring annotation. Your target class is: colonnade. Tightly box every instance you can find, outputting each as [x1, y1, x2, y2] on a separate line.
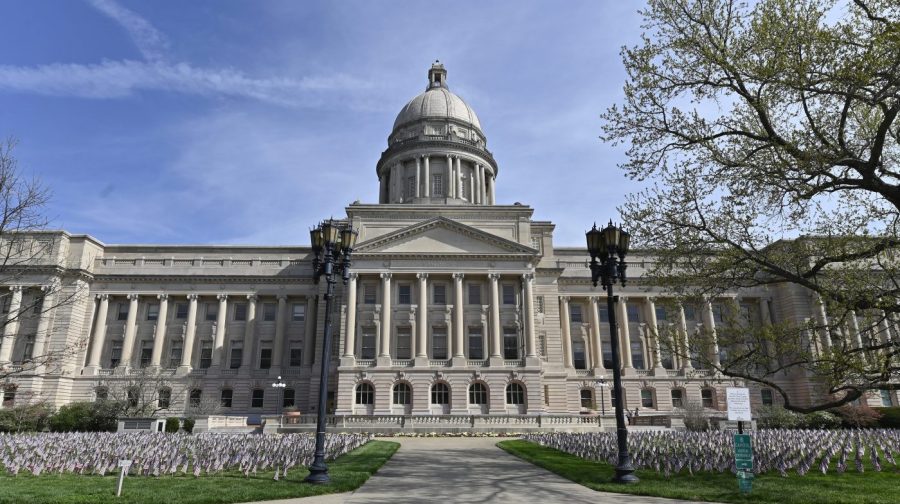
[0, 284, 56, 366]
[342, 272, 536, 363]
[84, 292, 317, 372]
[381, 154, 496, 204]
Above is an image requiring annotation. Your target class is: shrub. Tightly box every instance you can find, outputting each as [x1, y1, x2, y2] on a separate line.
[49, 401, 119, 432]
[0, 403, 53, 432]
[799, 411, 841, 429]
[681, 401, 709, 431]
[874, 407, 900, 428]
[836, 404, 883, 428]
[182, 417, 195, 433]
[756, 405, 801, 429]
[165, 417, 180, 433]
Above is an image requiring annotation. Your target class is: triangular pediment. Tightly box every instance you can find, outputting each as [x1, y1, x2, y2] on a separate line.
[355, 217, 536, 256]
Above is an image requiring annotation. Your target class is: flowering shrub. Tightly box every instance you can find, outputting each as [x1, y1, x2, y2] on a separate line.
[0, 432, 372, 478]
[523, 429, 900, 476]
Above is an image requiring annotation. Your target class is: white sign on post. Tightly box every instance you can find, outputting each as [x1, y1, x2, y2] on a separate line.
[726, 387, 752, 421]
[116, 460, 132, 497]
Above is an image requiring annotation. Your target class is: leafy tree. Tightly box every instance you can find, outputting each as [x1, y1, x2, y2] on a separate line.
[48, 401, 119, 432]
[602, 0, 900, 411]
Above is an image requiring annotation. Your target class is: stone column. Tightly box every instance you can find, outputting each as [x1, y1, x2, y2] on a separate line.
[489, 172, 496, 204]
[179, 294, 199, 371]
[86, 294, 109, 369]
[678, 303, 692, 370]
[31, 284, 56, 371]
[616, 296, 633, 369]
[150, 294, 169, 367]
[119, 294, 140, 368]
[559, 297, 574, 368]
[304, 294, 317, 365]
[242, 295, 257, 369]
[0, 286, 23, 364]
[344, 274, 358, 358]
[645, 298, 664, 370]
[212, 294, 228, 367]
[379, 273, 392, 359]
[423, 156, 430, 197]
[272, 295, 287, 369]
[417, 273, 428, 359]
[453, 273, 465, 360]
[446, 154, 453, 198]
[478, 164, 485, 204]
[589, 297, 604, 370]
[415, 157, 422, 198]
[849, 310, 863, 349]
[455, 157, 462, 201]
[523, 273, 537, 358]
[469, 174, 475, 205]
[813, 294, 832, 350]
[489, 274, 502, 360]
[702, 299, 721, 367]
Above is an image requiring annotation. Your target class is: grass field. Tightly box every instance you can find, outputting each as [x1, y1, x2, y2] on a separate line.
[0, 440, 399, 504]
[498, 439, 900, 504]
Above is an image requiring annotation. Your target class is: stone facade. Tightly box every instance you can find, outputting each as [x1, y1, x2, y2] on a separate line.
[1, 62, 897, 418]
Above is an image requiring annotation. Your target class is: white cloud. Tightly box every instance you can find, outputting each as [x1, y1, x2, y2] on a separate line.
[85, 0, 170, 62]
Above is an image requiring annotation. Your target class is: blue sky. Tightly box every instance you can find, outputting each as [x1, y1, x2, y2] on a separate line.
[0, 0, 645, 246]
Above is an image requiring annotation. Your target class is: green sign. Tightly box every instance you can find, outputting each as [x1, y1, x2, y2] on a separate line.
[737, 470, 753, 494]
[734, 434, 753, 470]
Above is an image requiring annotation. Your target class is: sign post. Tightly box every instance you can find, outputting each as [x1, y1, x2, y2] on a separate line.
[116, 460, 132, 497]
[727, 388, 753, 494]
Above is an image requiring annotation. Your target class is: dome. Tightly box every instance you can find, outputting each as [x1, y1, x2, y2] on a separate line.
[391, 62, 482, 132]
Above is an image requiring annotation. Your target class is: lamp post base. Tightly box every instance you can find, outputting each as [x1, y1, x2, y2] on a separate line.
[613, 459, 639, 484]
[304, 460, 330, 484]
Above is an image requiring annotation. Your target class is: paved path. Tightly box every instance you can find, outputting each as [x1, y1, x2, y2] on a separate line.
[247, 437, 715, 504]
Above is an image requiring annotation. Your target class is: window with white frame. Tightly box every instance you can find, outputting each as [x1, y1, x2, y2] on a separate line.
[205, 302, 218, 321]
[433, 284, 446, 305]
[570, 304, 583, 323]
[356, 383, 374, 405]
[398, 284, 411, 305]
[503, 327, 519, 360]
[502, 284, 516, 305]
[146, 303, 159, 321]
[431, 382, 450, 405]
[233, 303, 247, 321]
[641, 389, 655, 408]
[393, 383, 411, 405]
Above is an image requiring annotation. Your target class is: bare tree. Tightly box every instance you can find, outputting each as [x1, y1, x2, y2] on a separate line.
[95, 369, 187, 418]
[602, 0, 900, 411]
[0, 137, 88, 384]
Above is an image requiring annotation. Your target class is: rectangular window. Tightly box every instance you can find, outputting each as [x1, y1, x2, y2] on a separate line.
[683, 305, 697, 321]
[1, 296, 10, 314]
[570, 304, 583, 323]
[627, 304, 640, 323]
[536, 296, 544, 314]
[599, 304, 609, 323]
[531, 236, 542, 251]
[711, 303, 725, 324]
[220, 389, 233, 408]
[32, 295, 43, 314]
[229, 344, 242, 369]
[468, 284, 481, 305]
[655, 306, 667, 322]
[363, 285, 377, 305]
[398, 284, 412, 305]
[175, 302, 189, 320]
[503, 327, 519, 360]
[110, 341, 123, 368]
[199, 342, 212, 369]
[263, 303, 277, 321]
[631, 340, 645, 369]
[468, 327, 484, 360]
[291, 303, 305, 322]
[22, 335, 35, 361]
[360, 328, 377, 359]
[289, 347, 303, 367]
[432, 327, 448, 359]
[205, 302, 218, 321]
[406, 176, 416, 198]
[147, 303, 159, 321]
[641, 389, 654, 408]
[761, 388, 774, 406]
[259, 347, 273, 369]
[168, 341, 182, 368]
[139, 341, 153, 368]
[432, 174, 443, 196]
[116, 303, 129, 321]
[283, 388, 296, 408]
[433, 284, 446, 305]
[880, 390, 894, 407]
[502, 284, 515, 305]
[572, 341, 586, 369]
[396, 327, 412, 359]
[251, 389, 264, 408]
[701, 389, 714, 408]
[671, 389, 684, 408]
[580, 389, 593, 409]
[603, 343, 613, 369]
[234, 303, 247, 321]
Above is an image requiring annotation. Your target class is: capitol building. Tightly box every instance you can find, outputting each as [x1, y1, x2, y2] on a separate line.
[1, 63, 895, 426]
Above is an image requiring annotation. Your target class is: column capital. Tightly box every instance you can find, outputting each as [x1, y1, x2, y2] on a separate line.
[96, 293, 109, 301]
[488, 273, 501, 282]
[277, 294, 288, 302]
[126, 293, 140, 301]
[380, 272, 392, 281]
[247, 294, 259, 302]
[416, 273, 429, 281]
[452, 272, 465, 281]
[157, 293, 169, 301]
[217, 293, 228, 301]
[40, 284, 53, 293]
[187, 294, 199, 301]
[8, 285, 23, 293]
[349, 272, 359, 281]
[559, 295, 570, 303]
[589, 296, 600, 306]
[521, 272, 534, 282]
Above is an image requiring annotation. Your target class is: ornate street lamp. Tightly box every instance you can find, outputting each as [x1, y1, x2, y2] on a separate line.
[305, 218, 358, 484]
[271, 375, 286, 422]
[594, 378, 608, 417]
[586, 220, 638, 484]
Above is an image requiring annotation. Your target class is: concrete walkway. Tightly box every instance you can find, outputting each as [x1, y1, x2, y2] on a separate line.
[248, 437, 715, 504]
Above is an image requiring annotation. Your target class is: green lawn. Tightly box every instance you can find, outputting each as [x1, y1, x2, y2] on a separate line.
[0, 440, 399, 504]
[498, 439, 900, 504]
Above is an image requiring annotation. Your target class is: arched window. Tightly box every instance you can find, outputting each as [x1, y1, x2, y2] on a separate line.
[431, 382, 450, 405]
[220, 388, 233, 408]
[506, 383, 525, 405]
[251, 389, 265, 408]
[189, 388, 202, 409]
[356, 383, 374, 405]
[469, 382, 488, 405]
[283, 388, 296, 408]
[393, 383, 411, 405]
[158, 387, 171, 409]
